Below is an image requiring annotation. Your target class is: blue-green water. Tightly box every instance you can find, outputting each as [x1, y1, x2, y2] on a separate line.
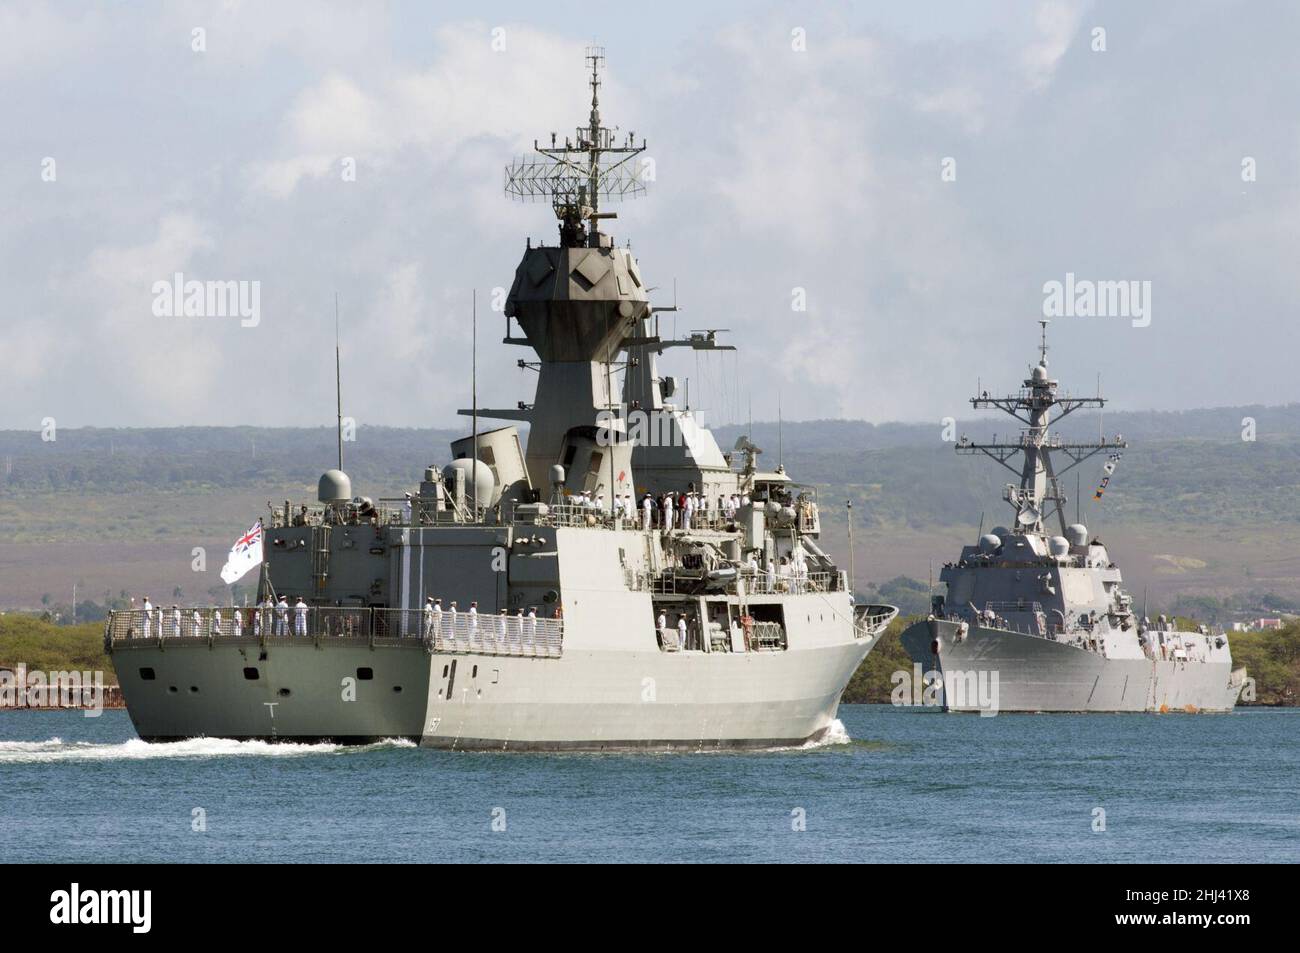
[2, 706, 1296, 863]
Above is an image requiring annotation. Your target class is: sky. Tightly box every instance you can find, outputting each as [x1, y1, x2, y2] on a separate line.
[2, 0, 1297, 432]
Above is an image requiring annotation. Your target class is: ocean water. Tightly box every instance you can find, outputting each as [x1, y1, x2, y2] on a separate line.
[1, 706, 1296, 863]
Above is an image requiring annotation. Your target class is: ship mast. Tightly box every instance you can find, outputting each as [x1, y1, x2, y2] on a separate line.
[956, 319, 1125, 535]
[506, 46, 647, 249]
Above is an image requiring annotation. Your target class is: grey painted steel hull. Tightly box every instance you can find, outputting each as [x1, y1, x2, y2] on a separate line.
[113, 627, 878, 750]
[114, 637, 430, 743]
[899, 618, 1242, 713]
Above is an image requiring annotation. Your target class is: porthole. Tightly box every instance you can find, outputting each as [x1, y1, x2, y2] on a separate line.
[278, 688, 291, 698]
[392, 685, 403, 693]
[189, 686, 199, 694]
[243, 667, 260, 681]
[167, 686, 178, 694]
[357, 667, 374, 681]
[139, 667, 156, 681]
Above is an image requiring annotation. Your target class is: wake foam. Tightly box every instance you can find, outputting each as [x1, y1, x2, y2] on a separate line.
[0, 736, 415, 764]
[802, 717, 852, 749]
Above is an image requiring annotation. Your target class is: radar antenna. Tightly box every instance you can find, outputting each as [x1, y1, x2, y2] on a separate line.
[503, 46, 649, 247]
[955, 321, 1126, 534]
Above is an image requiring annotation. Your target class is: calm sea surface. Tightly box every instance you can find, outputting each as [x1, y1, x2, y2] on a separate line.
[1, 706, 1296, 863]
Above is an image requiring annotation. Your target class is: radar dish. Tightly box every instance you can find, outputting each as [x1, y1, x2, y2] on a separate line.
[1017, 507, 1040, 526]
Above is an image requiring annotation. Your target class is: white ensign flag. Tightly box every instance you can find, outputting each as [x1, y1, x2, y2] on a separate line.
[220, 520, 264, 584]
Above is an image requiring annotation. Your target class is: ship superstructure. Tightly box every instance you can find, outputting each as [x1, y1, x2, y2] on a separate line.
[899, 321, 1245, 713]
[105, 50, 895, 749]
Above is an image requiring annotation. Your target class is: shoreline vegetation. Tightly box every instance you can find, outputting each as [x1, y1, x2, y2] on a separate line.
[2, 614, 1297, 709]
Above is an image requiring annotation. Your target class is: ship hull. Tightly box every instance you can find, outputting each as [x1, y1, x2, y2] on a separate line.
[899, 618, 1242, 713]
[112, 634, 877, 750]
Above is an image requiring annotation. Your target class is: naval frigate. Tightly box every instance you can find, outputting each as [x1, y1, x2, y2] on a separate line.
[899, 321, 1246, 714]
[104, 49, 896, 750]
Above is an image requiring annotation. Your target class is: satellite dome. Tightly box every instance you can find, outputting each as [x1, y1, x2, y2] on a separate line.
[1032, 364, 1049, 383]
[1049, 536, 1071, 557]
[549, 464, 566, 487]
[991, 526, 1011, 541]
[318, 469, 352, 503]
[1066, 523, 1088, 547]
[443, 458, 496, 507]
[979, 533, 1001, 554]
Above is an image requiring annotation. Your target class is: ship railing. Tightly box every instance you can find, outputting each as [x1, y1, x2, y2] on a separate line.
[636, 568, 843, 596]
[380, 608, 563, 657]
[981, 600, 1044, 614]
[853, 604, 899, 640]
[270, 500, 403, 529]
[104, 606, 563, 657]
[738, 569, 840, 595]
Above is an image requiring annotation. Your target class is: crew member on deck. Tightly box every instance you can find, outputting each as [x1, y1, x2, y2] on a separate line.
[293, 597, 308, 636]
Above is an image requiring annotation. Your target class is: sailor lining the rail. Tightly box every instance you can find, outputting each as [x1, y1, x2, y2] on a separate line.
[642, 493, 654, 531]
[677, 614, 687, 651]
[657, 610, 668, 649]
[211, 608, 222, 636]
[424, 596, 436, 639]
[274, 596, 289, 636]
[233, 607, 243, 636]
[498, 608, 508, 642]
[293, 597, 308, 636]
[469, 601, 479, 638]
[170, 605, 181, 638]
[141, 597, 152, 638]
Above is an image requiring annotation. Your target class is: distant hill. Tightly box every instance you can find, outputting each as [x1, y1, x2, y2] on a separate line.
[4, 407, 1299, 528]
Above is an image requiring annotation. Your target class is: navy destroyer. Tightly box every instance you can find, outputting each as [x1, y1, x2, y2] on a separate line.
[104, 49, 895, 749]
[899, 321, 1245, 713]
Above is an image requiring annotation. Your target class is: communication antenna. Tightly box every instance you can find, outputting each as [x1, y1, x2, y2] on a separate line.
[846, 500, 856, 599]
[472, 289, 479, 517]
[335, 293, 343, 471]
[504, 45, 649, 246]
[778, 390, 784, 469]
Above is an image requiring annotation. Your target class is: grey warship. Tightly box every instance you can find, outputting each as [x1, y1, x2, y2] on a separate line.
[104, 49, 895, 749]
[899, 321, 1245, 713]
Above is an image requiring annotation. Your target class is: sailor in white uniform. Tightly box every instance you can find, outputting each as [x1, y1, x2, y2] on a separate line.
[677, 614, 688, 651]
[423, 596, 436, 639]
[141, 597, 153, 639]
[642, 493, 654, 531]
[274, 596, 289, 636]
[293, 597, 308, 636]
